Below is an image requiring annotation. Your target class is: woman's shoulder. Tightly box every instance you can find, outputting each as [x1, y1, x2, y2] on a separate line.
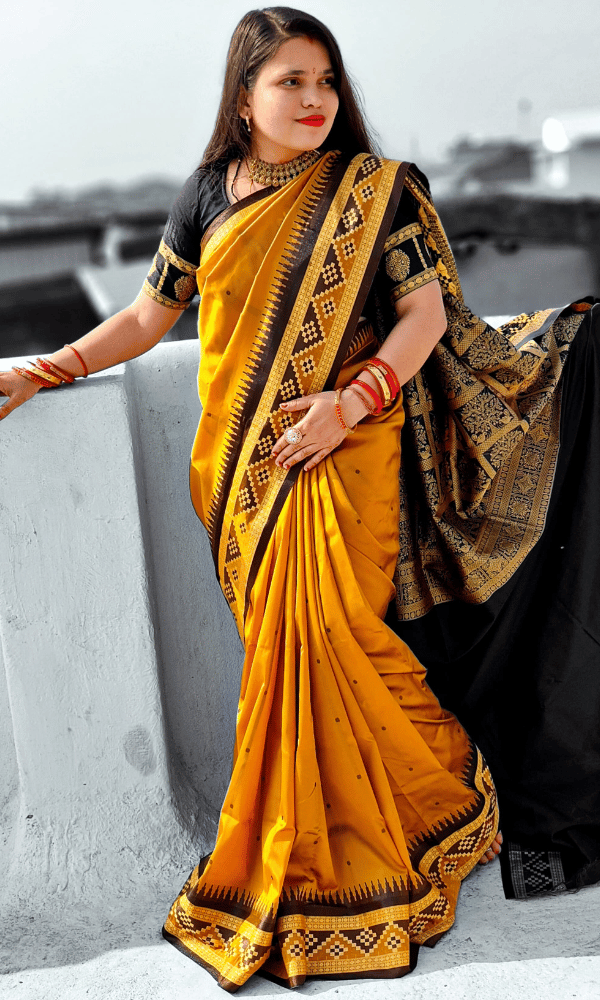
[175, 163, 227, 209]
[168, 163, 229, 239]
[376, 157, 430, 194]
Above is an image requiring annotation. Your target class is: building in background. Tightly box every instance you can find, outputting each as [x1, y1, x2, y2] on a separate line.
[423, 109, 600, 316]
[428, 107, 600, 200]
[2, 112, 600, 359]
[0, 180, 197, 359]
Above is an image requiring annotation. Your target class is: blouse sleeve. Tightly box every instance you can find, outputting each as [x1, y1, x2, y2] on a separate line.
[142, 173, 203, 310]
[379, 173, 438, 307]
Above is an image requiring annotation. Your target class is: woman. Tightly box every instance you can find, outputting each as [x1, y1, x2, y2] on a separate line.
[4, 4, 593, 991]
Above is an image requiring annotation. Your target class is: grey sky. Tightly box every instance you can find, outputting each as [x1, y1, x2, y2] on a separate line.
[2, 0, 598, 201]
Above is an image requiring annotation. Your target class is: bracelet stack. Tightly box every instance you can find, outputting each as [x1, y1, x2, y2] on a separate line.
[12, 344, 89, 388]
[348, 356, 400, 417]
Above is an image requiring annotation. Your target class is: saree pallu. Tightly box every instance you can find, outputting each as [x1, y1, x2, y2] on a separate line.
[371, 166, 599, 898]
[162, 153, 498, 991]
[389, 303, 600, 898]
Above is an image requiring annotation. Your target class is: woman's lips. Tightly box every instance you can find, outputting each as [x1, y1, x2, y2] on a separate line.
[297, 116, 325, 127]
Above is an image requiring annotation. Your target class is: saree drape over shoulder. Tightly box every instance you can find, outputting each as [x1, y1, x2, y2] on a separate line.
[161, 153, 498, 991]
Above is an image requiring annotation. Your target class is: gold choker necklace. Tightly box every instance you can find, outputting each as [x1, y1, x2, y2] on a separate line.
[247, 149, 321, 188]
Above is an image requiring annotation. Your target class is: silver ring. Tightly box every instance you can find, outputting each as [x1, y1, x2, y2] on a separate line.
[285, 427, 303, 446]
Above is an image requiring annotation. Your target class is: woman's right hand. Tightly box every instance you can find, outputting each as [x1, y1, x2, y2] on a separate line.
[0, 371, 41, 422]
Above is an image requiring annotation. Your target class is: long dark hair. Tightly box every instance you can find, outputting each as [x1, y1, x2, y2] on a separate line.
[200, 7, 378, 169]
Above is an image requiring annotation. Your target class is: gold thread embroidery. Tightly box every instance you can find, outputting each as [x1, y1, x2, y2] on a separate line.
[385, 248, 411, 283]
[158, 238, 196, 274]
[412, 234, 429, 271]
[142, 279, 190, 310]
[174, 274, 197, 301]
[391, 267, 437, 302]
[156, 256, 168, 293]
[384, 223, 422, 252]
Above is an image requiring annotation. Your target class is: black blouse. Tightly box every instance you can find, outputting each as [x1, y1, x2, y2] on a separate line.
[143, 161, 437, 312]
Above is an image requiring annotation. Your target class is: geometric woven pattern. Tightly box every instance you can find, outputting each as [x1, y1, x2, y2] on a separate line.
[393, 169, 587, 621]
[163, 746, 498, 989]
[201, 153, 407, 633]
[504, 843, 566, 899]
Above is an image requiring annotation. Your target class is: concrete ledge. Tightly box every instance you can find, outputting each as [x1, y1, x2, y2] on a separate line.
[0, 341, 243, 975]
[1, 340, 599, 992]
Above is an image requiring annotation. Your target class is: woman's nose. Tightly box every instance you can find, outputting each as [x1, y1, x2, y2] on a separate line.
[302, 86, 322, 108]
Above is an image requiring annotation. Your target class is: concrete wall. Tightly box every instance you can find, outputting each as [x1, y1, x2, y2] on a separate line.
[0, 341, 243, 970]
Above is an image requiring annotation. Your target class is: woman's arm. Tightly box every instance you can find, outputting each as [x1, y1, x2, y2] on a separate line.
[272, 279, 447, 470]
[0, 293, 182, 421]
[342, 279, 447, 427]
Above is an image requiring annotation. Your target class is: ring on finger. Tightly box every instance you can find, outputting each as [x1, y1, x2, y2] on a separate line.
[285, 427, 303, 446]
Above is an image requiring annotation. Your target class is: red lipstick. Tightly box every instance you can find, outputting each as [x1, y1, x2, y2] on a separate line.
[297, 115, 325, 127]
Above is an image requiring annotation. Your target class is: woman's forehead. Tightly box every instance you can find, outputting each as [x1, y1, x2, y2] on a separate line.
[264, 36, 332, 75]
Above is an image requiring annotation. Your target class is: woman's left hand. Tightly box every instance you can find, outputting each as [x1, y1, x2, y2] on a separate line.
[271, 391, 352, 471]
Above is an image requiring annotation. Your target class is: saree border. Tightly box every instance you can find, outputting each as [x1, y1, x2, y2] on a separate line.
[231, 157, 407, 626]
[243, 159, 410, 615]
[207, 154, 410, 631]
[200, 184, 280, 255]
[204, 151, 351, 565]
[162, 742, 497, 988]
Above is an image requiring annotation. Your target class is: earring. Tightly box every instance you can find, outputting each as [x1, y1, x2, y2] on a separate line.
[245, 116, 252, 134]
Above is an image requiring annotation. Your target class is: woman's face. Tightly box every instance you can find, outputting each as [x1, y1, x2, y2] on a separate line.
[241, 36, 339, 162]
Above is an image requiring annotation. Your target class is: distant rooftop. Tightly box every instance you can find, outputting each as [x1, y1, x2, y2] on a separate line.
[542, 108, 600, 149]
[0, 176, 182, 233]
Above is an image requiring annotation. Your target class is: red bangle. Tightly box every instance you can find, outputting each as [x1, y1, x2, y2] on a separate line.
[36, 358, 75, 383]
[350, 378, 383, 415]
[334, 388, 355, 434]
[370, 356, 400, 396]
[346, 383, 377, 415]
[64, 344, 89, 377]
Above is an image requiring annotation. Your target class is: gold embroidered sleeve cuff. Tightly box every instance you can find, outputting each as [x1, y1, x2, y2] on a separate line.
[143, 238, 197, 310]
[383, 223, 438, 303]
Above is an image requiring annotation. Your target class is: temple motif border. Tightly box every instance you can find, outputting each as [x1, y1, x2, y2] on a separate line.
[202, 153, 409, 633]
[162, 743, 496, 991]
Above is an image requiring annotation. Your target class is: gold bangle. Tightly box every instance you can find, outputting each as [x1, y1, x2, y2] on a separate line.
[27, 364, 62, 386]
[363, 363, 391, 406]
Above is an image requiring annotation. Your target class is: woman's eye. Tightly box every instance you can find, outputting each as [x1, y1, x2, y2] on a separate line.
[321, 78, 335, 87]
[281, 78, 299, 87]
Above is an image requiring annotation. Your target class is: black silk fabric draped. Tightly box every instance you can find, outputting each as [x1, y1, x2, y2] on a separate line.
[387, 306, 600, 898]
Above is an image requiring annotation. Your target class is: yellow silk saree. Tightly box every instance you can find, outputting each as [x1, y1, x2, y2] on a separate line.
[163, 152, 499, 990]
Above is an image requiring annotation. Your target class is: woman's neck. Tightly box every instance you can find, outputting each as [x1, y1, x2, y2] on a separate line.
[249, 139, 314, 164]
